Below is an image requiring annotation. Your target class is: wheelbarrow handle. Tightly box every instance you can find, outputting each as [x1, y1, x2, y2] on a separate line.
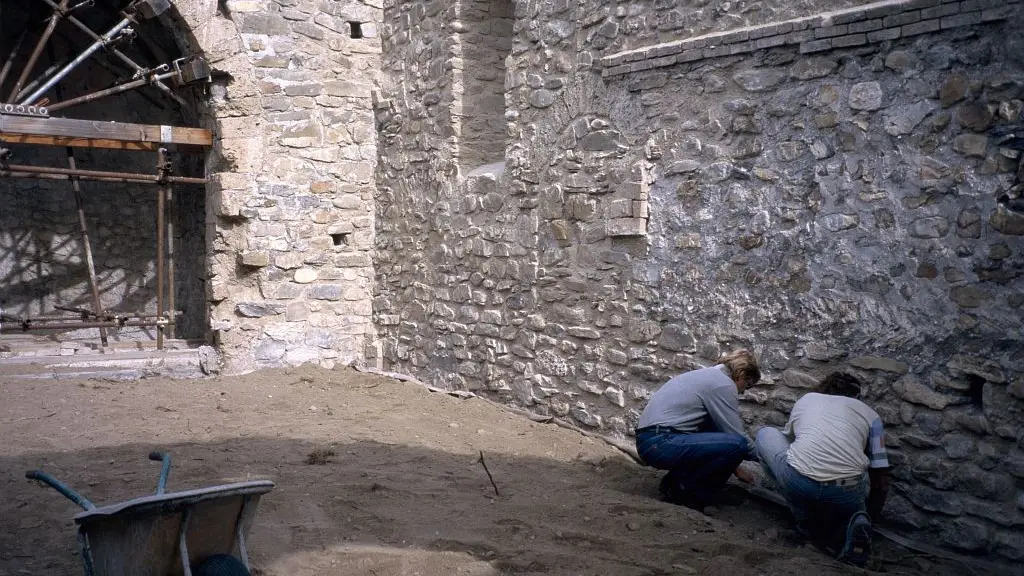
[25, 470, 95, 510]
[149, 451, 172, 494]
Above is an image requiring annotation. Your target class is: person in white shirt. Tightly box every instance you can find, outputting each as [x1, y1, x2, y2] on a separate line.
[754, 372, 891, 568]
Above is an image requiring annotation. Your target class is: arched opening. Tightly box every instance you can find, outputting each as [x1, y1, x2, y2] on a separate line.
[0, 0, 212, 354]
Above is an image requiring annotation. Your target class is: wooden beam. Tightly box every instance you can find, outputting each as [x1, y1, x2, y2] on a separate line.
[0, 114, 213, 151]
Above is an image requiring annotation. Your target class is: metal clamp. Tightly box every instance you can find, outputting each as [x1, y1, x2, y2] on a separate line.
[156, 147, 172, 185]
[171, 57, 211, 86]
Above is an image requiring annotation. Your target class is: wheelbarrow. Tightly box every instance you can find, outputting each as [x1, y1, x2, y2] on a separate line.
[26, 451, 275, 576]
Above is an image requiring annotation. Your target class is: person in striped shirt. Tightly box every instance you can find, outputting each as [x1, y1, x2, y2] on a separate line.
[754, 372, 891, 568]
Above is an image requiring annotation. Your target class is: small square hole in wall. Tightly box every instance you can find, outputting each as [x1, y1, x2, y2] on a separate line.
[348, 22, 363, 39]
[331, 233, 350, 246]
[968, 374, 985, 409]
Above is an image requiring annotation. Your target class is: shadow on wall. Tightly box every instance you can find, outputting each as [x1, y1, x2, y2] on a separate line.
[0, 0, 211, 342]
[0, 163, 206, 341]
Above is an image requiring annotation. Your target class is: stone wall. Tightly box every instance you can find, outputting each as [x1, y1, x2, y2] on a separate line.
[581, 0, 880, 53]
[171, 0, 381, 370]
[375, 0, 456, 372]
[1, 0, 382, 369]
[375, 0, 1024, 562]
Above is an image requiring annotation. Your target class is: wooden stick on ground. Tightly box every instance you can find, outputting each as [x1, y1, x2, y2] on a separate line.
[477, 450, 500, 496]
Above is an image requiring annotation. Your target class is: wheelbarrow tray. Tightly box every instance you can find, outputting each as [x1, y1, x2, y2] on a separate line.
[72, 480, 274, 576]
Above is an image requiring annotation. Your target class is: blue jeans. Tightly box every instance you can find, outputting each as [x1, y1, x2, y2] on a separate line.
[635, 426, 748, 504]
[755, 427, 868, 547]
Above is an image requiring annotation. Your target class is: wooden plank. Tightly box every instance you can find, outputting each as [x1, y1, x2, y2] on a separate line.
[2, 134, 160, 151]
[0, 114, 213, 149]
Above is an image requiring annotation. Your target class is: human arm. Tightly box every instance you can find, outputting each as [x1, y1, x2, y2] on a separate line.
[867, 467, 890, 520]
[703, 384, 756, 460]
[865, 417, 891, 521]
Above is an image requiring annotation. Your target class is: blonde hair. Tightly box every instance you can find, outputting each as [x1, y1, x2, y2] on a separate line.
[719, 349, 761, 386]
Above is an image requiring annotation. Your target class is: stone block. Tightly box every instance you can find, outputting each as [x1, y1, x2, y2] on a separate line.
[884, 11, 921, 28]
[252, 338, 287, 362]
[675, 233, 701, 249]
[754, 35, 789, 50]
[956, 102, 994, 131]
[902, 18, 941, 35]
[787, 30, 816, 44]
[990, 206, 1024, 235]
[239, 251, 270, 268]
[909, 216, 951, 238]
[849, 18, 883, 33]
[949, 285, 986, 308]
[895, 374, 961, 409]
[941, 11, 982, 28]
[294, 268, 318, 283]
[953, 134, 989, 157]
[729, 41, 754, 55]
[947, 354, 1007, 383]
[606, 218, 647, 237]
[832, 33, 867, 48]
[235, 302, 285, 318]
[733, 69, 785, 92]
[678, 49, 703, 63]
[815, 25, 849, 38]
[849, 356, 909, 373]
[922, 3, 961, 18]
[567, 326, 601, 339]
[604, 386, 626, 407]
[906, 485, 964, 515]
[982, 4, 1019, 21]
[781, 369, 819, 389]
[286, 301, 309, 322]
[751, 21, 794, 39]
[849, 81, 884, 110]
[606, 199, 632, 219]
[237, 13, 289, 35]
[703, 45, 732, 58]
[717, 29, 750, 44]
[939, 517, 991, 552]
[867, 27, 902, 42]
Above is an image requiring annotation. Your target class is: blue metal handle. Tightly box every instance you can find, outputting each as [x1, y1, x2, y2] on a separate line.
[25, 470, 95, 510]
[149, 451, 171, 494]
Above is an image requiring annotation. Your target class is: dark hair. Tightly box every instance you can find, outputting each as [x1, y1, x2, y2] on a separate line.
[818, 372, 863, 398]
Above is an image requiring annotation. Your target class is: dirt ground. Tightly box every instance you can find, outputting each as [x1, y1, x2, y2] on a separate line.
[0, 364, 965, 576]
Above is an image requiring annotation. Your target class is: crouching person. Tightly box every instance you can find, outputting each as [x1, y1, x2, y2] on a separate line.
[634, 350, 761, 512]
[754, 372, 891, 567]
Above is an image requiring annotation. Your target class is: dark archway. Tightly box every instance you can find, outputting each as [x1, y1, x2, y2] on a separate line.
[0, 0, 212, 349]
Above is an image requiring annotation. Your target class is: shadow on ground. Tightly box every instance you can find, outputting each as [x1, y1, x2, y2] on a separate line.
[0, 436, 951, 576]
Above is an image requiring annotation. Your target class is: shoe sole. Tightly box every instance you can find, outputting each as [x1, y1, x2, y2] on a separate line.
[839, 516, 872, 567]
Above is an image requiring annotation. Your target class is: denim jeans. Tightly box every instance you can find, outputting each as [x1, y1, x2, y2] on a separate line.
[755, 427, 868, 547]
[635, 426, 748, 504]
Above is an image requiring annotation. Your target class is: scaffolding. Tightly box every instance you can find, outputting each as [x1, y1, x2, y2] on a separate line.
[0, 0, 213, 350]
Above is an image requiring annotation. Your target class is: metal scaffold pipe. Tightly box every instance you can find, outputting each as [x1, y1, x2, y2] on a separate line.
[20, 18, 134, 106]
[0, 163, 207, 185]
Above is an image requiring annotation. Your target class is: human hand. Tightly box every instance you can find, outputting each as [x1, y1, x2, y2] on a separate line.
[734, 466, 755, 484]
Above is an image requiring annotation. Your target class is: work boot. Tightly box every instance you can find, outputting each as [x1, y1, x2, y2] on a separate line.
[838, 511, 872, 568]
[658, 474, 706, 513]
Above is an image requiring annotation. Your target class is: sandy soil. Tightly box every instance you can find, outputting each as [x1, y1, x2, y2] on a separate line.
[0, 365, 958, 576]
